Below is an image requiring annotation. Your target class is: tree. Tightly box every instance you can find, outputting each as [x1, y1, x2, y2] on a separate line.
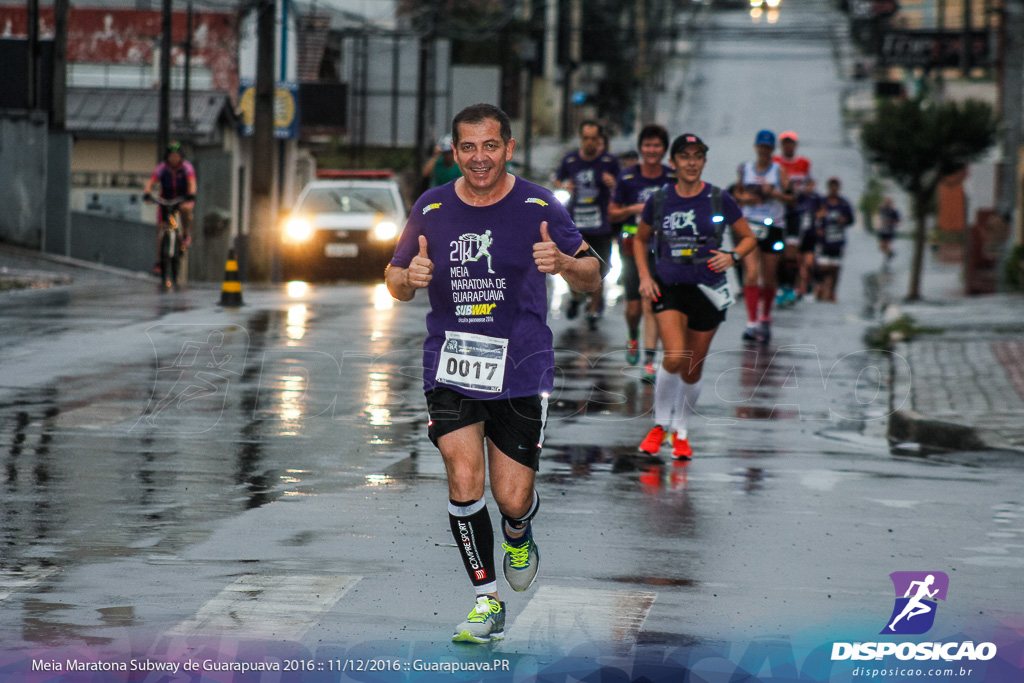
[861, 97, 996, 300]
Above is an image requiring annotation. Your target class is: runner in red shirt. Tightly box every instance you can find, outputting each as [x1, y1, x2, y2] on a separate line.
[773, 131, 813, 306]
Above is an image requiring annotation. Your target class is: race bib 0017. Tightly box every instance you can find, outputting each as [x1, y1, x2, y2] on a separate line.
[435, 331, 508, 393]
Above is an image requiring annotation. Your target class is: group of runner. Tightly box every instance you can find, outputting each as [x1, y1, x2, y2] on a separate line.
[555, 124, 864, 351]
[386, 104, 882, 644]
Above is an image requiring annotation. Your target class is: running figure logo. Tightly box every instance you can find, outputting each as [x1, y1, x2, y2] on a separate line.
[881, 571, 949, 635]
[452, 230, 496, 273]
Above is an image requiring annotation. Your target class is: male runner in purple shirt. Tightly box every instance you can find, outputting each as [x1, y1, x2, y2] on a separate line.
[609, 123, 674, 379]
[387, 103, 603, 644]
[555, 120, 620, 329]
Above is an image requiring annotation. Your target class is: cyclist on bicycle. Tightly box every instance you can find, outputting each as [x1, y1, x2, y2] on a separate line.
[144, 141, 196, 272]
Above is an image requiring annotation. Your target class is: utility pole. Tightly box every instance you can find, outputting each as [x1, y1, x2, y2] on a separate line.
[961, 0, 973, 76]
[415, 2, 436, 188]
[637, 0, 652, 126]
[51, 0, 68, 130]
[248, 0, 277, 282]
[158, 0, 172, 159]
[544, 0, 559, 136]
[561, 0, 581, 140]
[27, 0, 39, 109]
[184, 0, 193, 133]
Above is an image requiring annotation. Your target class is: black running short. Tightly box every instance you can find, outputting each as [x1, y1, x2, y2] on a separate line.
[756, 225, 786, 254]
[650, 280, 726, 332]
[799, 229, 817, 254]
[619, 250, 657, 302]
[426, 387, 547, 470]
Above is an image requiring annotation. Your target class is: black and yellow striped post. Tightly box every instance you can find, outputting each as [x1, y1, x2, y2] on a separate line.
[219, 249, 244, 306]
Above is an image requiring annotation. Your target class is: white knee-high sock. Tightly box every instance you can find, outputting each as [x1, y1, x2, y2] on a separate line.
[672, 378, 703, 439]
[654, 365, 682, 428]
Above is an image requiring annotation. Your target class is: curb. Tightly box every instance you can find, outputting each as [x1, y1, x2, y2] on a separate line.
[887, 339, 1022, 454]
[0, 242, 154, 282]
[886, 409, 987, 453]
[886, 338, 989, 453]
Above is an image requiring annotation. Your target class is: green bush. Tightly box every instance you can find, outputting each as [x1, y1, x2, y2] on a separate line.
[864, 314, 944, 351]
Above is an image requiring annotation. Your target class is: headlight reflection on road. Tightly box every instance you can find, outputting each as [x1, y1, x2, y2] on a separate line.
[373, 283, 394, 311]
[286, 304, 308, 344]
[278, 371, 307, 436]
[365, 371, 392, 428]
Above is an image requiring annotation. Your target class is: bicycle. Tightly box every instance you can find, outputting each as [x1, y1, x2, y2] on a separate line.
[146, 194, 191, 289]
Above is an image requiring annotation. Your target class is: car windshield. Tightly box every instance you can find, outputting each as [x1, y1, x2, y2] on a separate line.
[301, 186, 397, 215]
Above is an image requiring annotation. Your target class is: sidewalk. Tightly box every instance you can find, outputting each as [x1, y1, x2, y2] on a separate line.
[884, 247, 1024, 454]
[0, 241, 154, 290]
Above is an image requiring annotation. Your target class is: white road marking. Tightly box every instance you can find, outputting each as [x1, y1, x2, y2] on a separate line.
[499, 586, 655, 654]
[166, 574, 360, 640]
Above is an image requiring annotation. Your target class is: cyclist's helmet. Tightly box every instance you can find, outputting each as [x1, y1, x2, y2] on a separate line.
[166, 141, 183, 158]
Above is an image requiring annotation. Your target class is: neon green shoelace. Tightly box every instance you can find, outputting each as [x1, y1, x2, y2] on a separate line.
[467, 599, 500, 622]
[502, 541, 531, 569]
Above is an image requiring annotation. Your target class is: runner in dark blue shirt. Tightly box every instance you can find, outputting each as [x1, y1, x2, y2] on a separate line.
[555, 120, 620, 329]
[609, 123, 674, 379]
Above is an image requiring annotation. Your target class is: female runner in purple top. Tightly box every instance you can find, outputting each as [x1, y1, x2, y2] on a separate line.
[634, 134, 757, 460]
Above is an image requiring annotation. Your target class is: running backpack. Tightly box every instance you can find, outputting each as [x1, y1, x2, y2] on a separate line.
[651, 184, 729, 265]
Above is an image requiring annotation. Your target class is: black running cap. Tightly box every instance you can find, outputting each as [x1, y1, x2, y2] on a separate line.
[670, 134, 708, 156]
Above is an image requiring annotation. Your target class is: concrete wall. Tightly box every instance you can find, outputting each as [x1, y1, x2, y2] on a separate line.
[72, 139, 154, 174]
[43, 133, 72, 256]
[69, 211, 153, 272]
[0, 112, 50, 249]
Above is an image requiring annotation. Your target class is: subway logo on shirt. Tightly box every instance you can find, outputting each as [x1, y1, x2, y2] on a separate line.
[455, 304, 498, 316]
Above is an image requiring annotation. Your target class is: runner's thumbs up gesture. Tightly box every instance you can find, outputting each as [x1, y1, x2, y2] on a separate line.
[407, 234, 434, 288]
[533, 221, 566, 275]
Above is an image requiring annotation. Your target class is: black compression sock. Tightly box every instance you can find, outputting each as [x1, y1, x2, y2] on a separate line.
[448, 499, 497, 592]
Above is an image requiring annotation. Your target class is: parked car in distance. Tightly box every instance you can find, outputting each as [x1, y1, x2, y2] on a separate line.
[280, 170, 407, 281]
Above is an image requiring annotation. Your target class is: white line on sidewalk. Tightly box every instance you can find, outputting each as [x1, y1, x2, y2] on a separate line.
[166, 574, 360, 640]
[498, 586, 655, 654]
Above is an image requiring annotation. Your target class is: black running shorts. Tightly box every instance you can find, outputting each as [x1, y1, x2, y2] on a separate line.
[426, 387, 547, 470]
[799, 228, 817, 254]
[651, 280, 726, 332]
[619, 250, 656, 302]
[756, 225, 786, 254]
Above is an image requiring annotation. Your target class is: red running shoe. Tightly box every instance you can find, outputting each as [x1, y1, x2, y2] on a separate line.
[671, 432, 693, 460]
[639, 425, 667, 454]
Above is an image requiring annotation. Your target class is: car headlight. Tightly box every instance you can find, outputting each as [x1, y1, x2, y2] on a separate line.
[373, 221, 398, 241]
[284, 217, 313, 242]
[553, 189, 571, 205]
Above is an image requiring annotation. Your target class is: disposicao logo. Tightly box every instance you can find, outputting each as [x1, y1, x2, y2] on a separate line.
[831, 570, 997, 663]
[882, 571, 948, 635]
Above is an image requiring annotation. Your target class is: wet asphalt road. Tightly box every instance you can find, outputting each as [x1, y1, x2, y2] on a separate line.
[1, 1, 1023, 678]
